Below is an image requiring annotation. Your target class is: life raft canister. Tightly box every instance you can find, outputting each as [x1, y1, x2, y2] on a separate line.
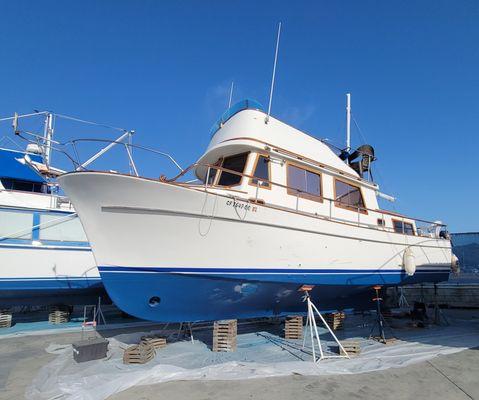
[403, 247, 416, 276]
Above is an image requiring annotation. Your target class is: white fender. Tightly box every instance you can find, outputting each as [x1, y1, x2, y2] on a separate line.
[451, 253, 460, 274]
[403, 247, 416, 276]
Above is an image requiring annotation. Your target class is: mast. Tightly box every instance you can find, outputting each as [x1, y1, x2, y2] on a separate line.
[346, 93, 351, 153]
[43, 112, 54, 167]
[228, 81, 234, 108]
[266, 22, 282, 123]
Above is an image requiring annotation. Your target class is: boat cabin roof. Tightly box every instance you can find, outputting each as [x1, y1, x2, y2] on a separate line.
[196, 100, 372, 186]
[0, 147, 45, 183]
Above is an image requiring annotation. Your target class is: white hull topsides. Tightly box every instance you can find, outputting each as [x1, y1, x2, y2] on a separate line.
[62, 171, 451, 276]
[0, 187, 100, 305]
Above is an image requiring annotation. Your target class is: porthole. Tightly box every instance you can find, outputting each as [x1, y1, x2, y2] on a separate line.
[148, 296, 161, 307]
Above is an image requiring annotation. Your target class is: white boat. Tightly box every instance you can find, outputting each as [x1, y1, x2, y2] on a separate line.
[0, 111, 132, 307]
[59, 99, 455, 322]
[0, 145, 101, 306]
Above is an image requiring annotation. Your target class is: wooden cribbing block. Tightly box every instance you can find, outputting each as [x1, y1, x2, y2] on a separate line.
[284, 315, 303, 339]
[0, 311, 12, 328]
[213, 319, 237, 352]
[340, 340, 361, 356]
[123, 342, 155, 364]
[140, 336, 167, 350]
[48, 306, 70, 324]
[325, 312, 345, 331]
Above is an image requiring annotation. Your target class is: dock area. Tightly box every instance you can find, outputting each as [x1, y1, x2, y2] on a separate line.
[1, 308, 478, 400]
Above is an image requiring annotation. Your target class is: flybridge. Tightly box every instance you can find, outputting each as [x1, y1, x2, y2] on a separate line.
[210, 99, 264, 137]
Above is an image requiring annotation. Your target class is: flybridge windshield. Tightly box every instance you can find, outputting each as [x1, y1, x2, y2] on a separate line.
[210, 99, 264, 137]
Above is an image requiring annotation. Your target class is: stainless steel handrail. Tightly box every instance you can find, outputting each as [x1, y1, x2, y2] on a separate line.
[167, 162, 447, 237]
[56, 139, 447, 237]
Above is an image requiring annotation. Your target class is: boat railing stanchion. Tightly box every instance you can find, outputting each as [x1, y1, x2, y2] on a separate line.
[255, 180, 260, 201]
[205, 166, 210, 190]
[357, 206, 360, 226]
[296, 191, 299, 211]
[299, 285, 350, 363]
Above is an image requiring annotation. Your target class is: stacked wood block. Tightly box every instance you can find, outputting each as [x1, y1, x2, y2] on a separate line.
[339, 340, 361, 356]
[48, 306, 70, 324]
[284, 315, 303, 339]
[0, 311, 12, 328]
[326, 312, 345, 331]
[140, 335, 167, 350]
[213, 319, 237, 352]
[123, 342, 155, 364]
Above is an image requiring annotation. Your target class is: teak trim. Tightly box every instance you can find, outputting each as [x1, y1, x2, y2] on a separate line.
[333, 177, 368, 215]
[285, 161, 324, 204]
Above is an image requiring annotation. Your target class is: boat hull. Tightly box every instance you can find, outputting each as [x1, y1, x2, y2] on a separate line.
[98, 267, 449, 321]
[59, 172, 452, 322]
[0, 223, 105, 307]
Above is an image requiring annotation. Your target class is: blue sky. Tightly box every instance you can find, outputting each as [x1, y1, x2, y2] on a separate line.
[0, 1, 478, 232]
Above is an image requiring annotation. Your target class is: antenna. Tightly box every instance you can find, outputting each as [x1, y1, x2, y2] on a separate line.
[43, 112, 54, 168]
[228, 81, 234, 108]
[265, 22, 282, 124]
[346, 93, 351, 153]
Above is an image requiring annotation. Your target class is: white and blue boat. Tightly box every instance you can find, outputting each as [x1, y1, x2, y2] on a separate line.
[60, 98, 457, 322]
[0, 114, 103, 307]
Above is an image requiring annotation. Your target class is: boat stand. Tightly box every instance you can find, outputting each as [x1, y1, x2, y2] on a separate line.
[397, 287, 410, 309]
[433, 284, 449, 326]
[369, 285, 395, 344]
[177, 322, 195, 344]
[300, 285, 350, 362]
[81, 297, 107, 340]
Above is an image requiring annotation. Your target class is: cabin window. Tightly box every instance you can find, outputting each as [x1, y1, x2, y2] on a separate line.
[0, 178, 46, 193]
[393, 220, 415, 235]
[377, 218, 385, 227]
[0, 210, 33, 239]
[217, 153, 248, 186]
[250, 155, 270, 188]
[39, 214, 88, 242]
[206, 159, 221, 184]
[287, 164, 322, 201]
[334, 179, 365, 212]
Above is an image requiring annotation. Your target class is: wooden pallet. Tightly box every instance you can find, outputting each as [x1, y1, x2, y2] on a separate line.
[0, 311, 12, 329]
[213, 319, 237, 352]
[325, 312, 345, 331]
[48, 306, 70, 324]
[123, 343, 155, 364]
[339, 340, 361, 356]
[284, 315, 303, 339]
[140, 336, 167, 350]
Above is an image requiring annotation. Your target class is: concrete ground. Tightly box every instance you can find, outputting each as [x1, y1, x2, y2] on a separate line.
[110, 348, 479, 400]
[1, 310, 478, 400]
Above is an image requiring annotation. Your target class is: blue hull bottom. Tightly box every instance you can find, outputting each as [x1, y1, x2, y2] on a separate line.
[99, 267, 450, 322]
[0, 278, 109, 307]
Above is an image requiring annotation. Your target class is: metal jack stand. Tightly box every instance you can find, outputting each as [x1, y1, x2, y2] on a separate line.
[81, 297, 107, 340]
[398, 287, 410, 309]
[369, 286, 395, 344]
[433, 284, 449, 326]
[300, 285, 350, 362]
[177, 322, 195, 344]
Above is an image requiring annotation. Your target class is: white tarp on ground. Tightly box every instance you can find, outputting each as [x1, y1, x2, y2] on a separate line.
[25, 317, 479, 400]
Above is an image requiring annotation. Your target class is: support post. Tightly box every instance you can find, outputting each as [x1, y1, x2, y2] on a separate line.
[299, 285, 349, 362]
[346, 93, 351, 153]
